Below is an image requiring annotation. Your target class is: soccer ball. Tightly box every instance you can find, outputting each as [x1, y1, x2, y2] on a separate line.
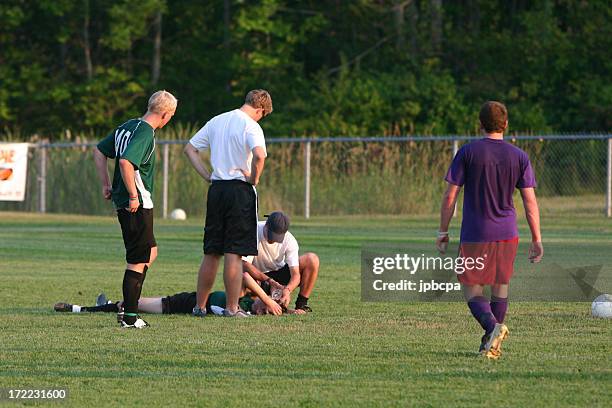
[591, 294, 612, 318]
[169, 208, 187, 220]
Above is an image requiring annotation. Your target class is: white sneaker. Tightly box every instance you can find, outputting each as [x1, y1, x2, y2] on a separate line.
[120, 317, 150, 329]
[222, 308, 251, 318]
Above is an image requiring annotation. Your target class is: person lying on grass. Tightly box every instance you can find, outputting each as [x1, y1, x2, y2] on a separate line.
[54, 273, 305, 317]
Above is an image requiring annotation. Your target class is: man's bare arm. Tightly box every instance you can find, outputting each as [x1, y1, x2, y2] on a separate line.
[242, 261, 283, 290]
[93, 148, 112, 200]
[436, 183, 461, 253]
[241, 272, 282, 315]
[285, 266, 300, 292]
[242, 261, 268, 282]
[279, 266, 300, 307]
[246, 146, 265, 186]
[183, 143, 211, 182]
[119, 159, 140, 212]
[520, 187, 543, 263]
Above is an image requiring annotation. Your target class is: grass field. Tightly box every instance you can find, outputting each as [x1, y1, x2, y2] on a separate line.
[1, 211, 611, 407]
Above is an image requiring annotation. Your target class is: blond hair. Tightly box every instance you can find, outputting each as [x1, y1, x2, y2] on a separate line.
[147, 90, 178, 114]
[245, 89, 273, 116]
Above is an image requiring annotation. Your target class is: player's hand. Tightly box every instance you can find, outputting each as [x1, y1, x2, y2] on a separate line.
[436, 235, 449, 254]
[102, 185, 112, 200]
[265, 300, 283, 316]
[240, 169, 252, 183]
[280, 288, 291, 307]
[269, 279, 284, 291]
[528, 241, 543, 263]
[128, 197, 140, 213]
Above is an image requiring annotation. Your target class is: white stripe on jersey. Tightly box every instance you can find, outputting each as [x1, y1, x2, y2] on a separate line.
[134, 170, 153, 209]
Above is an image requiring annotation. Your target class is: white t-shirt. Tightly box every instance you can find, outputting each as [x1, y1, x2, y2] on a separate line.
[243, 221, 299, 272]
[189, 109, 267, 181]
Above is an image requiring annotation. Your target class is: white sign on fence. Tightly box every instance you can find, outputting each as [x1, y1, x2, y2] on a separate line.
[0, 143, 29, 201]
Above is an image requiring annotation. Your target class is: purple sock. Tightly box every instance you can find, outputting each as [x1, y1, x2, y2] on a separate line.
[468, 296, 498, 334]
[490, 296, 508, 323]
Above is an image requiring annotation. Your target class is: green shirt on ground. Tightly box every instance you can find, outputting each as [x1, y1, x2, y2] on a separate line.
[208, 291, 255, 313]
[97, 119, 156, 209]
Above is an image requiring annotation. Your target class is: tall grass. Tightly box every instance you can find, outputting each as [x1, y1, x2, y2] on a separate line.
[0, 128, 607, 217]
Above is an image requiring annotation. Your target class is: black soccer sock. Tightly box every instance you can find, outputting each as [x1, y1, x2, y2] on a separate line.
[137, 266, 148, 299]
[122, 269, 144, 325]
[295, 294, 309, 309]
[82, 302, 120, 313]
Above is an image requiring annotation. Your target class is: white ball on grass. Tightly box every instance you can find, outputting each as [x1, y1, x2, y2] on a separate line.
[591, 294, 612, 318]
[169, 208, 187, 220]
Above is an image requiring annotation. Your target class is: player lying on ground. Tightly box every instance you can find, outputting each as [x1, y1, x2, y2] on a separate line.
[241, 211, 319, 312]
[54, 273, 305, 316]
[437, 101, 543, 360]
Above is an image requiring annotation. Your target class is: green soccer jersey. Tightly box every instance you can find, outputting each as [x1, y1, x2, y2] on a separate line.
[207, 291, 255, 313]
[97, 119, 156, 209]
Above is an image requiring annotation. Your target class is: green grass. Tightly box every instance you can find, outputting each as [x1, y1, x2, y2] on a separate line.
[0, 212, 611, 407]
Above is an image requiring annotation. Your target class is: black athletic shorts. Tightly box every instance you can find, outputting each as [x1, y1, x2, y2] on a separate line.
[117, 208, 156, 264]
[161, 291, 223, 314]
[266, 264, 291, 286]
[162, 292, 197, 314]
[204, 180, 258, 256]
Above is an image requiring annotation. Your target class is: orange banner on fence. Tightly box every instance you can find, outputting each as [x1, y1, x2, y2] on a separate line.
[0, 143, 29, 201]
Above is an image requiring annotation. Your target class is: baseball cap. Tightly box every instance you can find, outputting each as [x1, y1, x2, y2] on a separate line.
[264, 211, 290, 243]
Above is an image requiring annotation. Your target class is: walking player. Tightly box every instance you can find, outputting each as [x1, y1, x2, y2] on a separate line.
[93, 90, 177, 328]
[436, 101, 543, 359]
[184, 89, 272, 317]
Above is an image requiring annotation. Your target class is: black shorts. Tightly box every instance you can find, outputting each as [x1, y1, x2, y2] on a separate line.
[161, 291, 223, 314]
[161, 292, 197, 314]
[266, 264, 291, 286]
[204, 180, 258, 256]
[117, 208, 156, 264]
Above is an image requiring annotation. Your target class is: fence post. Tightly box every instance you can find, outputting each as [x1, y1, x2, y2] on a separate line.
[607, 137, 611, 217]
[39, 144, 47, 213]
[452, 138, 459, 217]
[304, 141, 311, 219]
[162, 143, 169, 219]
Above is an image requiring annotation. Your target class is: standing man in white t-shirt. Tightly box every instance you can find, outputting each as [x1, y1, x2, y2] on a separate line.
[184, 89, 272, 317]
[243, 211, 320, 312]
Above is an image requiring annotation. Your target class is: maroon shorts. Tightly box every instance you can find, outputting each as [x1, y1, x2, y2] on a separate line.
[457, 237, 519, 285]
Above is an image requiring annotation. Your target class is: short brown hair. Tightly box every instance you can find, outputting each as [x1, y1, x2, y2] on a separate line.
[479, 101, 508, 133]
[245, 89, 273, 116]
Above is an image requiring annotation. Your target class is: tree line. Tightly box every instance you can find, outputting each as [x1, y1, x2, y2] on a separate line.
[0, 0, 610, 140]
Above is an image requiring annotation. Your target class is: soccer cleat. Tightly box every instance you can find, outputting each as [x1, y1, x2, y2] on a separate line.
[120, 317, 149, 329]
[222, 308, 251, 318]
[96, 293, 109, 306]
[54, 302, 73, 312]
[192, 306, 207, 317]
[483, 323, 509, 360]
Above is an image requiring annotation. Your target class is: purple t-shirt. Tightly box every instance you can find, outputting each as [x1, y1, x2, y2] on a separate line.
[445, 138, 536, 243]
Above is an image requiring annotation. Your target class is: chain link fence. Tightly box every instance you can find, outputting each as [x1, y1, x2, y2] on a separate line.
[1, 135, 611, 218]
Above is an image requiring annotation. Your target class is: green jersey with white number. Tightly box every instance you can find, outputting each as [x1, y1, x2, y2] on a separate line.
[97, 119, 156, 209]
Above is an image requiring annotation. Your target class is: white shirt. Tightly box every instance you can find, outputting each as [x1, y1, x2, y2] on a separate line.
[189, 109, 267, 181]
[243, 221, 299, 272]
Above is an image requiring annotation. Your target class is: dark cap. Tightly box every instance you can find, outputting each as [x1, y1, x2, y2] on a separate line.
[264, 211, 290, 243]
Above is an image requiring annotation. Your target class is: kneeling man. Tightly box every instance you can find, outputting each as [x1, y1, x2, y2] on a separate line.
[243, 211, 319, 312]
